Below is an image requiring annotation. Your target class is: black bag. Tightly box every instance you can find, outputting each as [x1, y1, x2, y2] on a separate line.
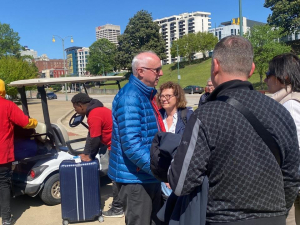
[150, 132, 182, 183]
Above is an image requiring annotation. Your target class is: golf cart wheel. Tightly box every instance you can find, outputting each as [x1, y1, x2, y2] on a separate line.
[98, 216, 104, 223]
[39, 173, 61, 205]
[63, 219, 69, 225]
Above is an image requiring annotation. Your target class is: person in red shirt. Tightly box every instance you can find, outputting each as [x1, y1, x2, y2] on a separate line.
[71, 93, 112, 161]
[0, 79, 38, 225]
[71, 93, 124, 217]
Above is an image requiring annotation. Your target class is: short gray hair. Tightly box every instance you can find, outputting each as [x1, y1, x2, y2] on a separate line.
[132, 51, 157, 76]
[213, 36, 253, 76]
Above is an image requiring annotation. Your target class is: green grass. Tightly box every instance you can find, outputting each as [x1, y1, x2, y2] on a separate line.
[102, 58, 267, 90]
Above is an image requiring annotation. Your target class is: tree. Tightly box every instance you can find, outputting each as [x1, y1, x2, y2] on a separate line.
[170, 32, 218, 63]
[246, 25, 291, 89]
[116, 10, 166, 69]
[0, 56, 38, 97]
[0, 23, 22, 57]
[170, 33, 199, 64]
[264, 0, 300, 34]
[196, 32, 218, 58]
[86, 38, 117, 75]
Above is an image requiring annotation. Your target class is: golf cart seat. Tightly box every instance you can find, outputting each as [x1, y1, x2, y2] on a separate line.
[35, 122, 47, 142]
[51, 124, 69, 146]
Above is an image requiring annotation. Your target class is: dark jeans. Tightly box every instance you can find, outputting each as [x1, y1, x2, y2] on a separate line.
[0, 163, 12, 221]
[117, 182, 161, 225]
[111, 181, 123, 209]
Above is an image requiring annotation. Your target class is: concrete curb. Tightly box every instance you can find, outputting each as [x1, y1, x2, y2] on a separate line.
[56, 108, 74, 132]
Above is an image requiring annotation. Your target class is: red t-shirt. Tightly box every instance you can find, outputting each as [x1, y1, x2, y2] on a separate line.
[0, 98, 29, 164]
[87, 107, 112, 148]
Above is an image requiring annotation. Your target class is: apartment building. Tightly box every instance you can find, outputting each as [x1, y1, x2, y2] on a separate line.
[95, 24, 120, 45]
[20, 46, 38, 59]
[208, 17, 264, 40]
[154, 11, 211, 64]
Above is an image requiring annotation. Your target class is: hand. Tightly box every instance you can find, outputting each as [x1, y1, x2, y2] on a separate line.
[165, 183, 171, 189]
[79, 154, 91, 162]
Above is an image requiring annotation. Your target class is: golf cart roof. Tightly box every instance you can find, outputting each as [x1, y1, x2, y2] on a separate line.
[8, 76, 124, 87]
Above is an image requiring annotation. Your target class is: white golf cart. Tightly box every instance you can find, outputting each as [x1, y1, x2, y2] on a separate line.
[9, 76, 123, 205]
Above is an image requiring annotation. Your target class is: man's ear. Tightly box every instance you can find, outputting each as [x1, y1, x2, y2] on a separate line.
[248, 62, 255, 78]
[212, 58, 220, 77]
[136, 68, 144, 78]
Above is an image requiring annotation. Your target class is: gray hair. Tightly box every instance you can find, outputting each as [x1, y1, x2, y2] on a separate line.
[213, 36, 253, 76]
[132, 51, 157, 76]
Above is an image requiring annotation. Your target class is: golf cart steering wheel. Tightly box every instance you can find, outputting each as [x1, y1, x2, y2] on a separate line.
[69, 113, 85, 128]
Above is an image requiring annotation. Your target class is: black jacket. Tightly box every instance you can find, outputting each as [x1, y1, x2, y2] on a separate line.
[84, 99, 104, 157]
[168, 80, 300, 224]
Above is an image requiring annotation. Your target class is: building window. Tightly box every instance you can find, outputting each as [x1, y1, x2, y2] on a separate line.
[231, 29, 234, 35]
[219, 31, 221, 40]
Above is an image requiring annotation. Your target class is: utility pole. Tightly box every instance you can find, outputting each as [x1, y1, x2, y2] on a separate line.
[239, 0, 243, 36]
[52, 35, 74, 101]
[177, 43, 180, 85]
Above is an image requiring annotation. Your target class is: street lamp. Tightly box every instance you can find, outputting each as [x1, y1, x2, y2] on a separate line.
[52, 35, 74, 101]
[176, 43, 180, 85]
[173, 38, 180, 84]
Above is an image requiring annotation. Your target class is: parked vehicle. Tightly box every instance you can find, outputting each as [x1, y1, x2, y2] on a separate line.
[8, 76, 123, 206]
[183, 85, 204, 94]
[37, 91, 57, 100]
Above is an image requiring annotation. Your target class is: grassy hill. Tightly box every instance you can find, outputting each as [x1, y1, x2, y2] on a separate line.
[103, 58, 267, 90]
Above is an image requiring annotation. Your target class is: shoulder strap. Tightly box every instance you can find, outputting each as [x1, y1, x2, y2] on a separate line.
[217, 96, 282, 167]
[181, 108, 188, 125]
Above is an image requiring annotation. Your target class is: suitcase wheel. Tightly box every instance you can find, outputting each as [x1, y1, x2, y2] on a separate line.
[98, 216, 104, 223]
[62, 219, 69, 225]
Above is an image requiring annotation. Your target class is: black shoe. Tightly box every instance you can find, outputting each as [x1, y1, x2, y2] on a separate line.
[102, 207, 124, 218]
[2, 218, 15, 225]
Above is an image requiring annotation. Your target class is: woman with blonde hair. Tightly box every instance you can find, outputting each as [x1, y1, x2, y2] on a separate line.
[156, 81, 193, 199]
[157, 81, 193, 135]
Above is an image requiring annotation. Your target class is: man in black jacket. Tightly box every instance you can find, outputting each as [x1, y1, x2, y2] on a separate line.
[168, 36, 300, 225]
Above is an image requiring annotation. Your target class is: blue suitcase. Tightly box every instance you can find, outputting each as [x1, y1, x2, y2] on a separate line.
[59, 160, 103, 224]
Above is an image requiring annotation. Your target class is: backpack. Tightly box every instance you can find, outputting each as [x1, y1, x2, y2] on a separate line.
[181, 108, 188, 125]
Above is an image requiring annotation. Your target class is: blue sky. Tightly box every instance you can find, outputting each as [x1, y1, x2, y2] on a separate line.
[0, 0, 271, 59]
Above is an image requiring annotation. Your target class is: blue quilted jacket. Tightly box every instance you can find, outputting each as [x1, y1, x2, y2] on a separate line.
[108, 75, 160, 183]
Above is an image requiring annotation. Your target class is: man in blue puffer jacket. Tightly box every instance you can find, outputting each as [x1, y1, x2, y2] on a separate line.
[108, 51, 164, 225]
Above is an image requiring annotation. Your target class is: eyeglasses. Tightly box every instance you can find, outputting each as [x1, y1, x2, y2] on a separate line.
[159, 94, 175, 100]
[140, 66, 162, 74]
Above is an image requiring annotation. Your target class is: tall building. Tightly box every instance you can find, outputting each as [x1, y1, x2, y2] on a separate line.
[154, 11, 211, 64]
[95, 24, 120, 44]
[77, 47, 90, 77]
[209, 17, 265, 40]
[65, 46, 90, 77]
[65, 46, 82, 76]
